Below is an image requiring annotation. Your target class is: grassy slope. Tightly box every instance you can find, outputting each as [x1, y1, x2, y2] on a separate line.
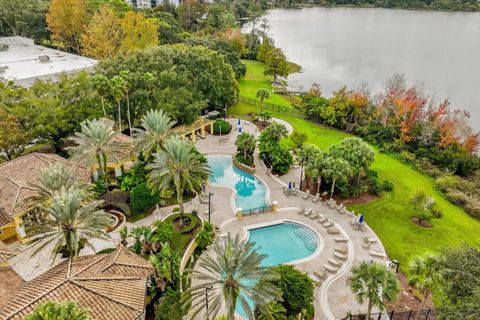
[232, 60, 480, 270]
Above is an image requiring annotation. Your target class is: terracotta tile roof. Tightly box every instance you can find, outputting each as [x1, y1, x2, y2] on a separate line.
[0, 153, 90, 226]
[0, 246, 154, 320]
[0, 241, 15, 265]
[0, 267, 25, 310]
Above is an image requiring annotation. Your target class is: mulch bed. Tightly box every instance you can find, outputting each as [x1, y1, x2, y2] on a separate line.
[386, 272, 433, 312]
[411, 217, 433, 228]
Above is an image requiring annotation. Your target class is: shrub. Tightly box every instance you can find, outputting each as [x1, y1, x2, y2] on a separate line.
[382, 180, 394, 192]
[235, 153, 254, 167]
[92, 177, 107, 198]
[196, 222, 215, 249]
[130, 183, 160, 214]
[155, 288, 184, 320]
[212, 119, 232, 135]
[179, 215, 198, 234]
[290, 131, 307, 149]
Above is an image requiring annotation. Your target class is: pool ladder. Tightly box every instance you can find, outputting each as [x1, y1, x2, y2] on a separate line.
[294, 227, 319, 252]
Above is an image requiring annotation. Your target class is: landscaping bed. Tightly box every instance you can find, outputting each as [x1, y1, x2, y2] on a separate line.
[164, 212, 202, 253]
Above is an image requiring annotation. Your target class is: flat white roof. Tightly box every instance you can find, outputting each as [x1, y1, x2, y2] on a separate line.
[0, 36, 98, 87]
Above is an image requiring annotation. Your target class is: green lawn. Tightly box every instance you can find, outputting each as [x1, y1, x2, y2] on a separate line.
[231, 61, 480, 271]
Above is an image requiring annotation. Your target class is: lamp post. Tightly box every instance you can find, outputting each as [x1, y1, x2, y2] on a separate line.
[392, 259, 400, 273]
[208, 192, 214, 223]
[205, 286, 213, 320]
[299, 158, 304, 191]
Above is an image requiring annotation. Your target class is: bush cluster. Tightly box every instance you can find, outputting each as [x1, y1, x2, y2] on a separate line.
[212, 119, 232, 135]
[130, 183, 160, 214]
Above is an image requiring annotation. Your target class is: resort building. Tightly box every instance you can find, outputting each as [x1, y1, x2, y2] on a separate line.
[0, 241, 15, 267]
[0, 246, 154, 320]
[0, 153, 90, 244]
[0, 36, 97, 87]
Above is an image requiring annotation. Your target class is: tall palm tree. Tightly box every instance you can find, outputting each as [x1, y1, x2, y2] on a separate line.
[67, 119, 131, 189]
[133, 109, 176, 160]
[322, 156, 352, 197]
[25, 301, 90, 320]
[305, 149, 325, 194]
[256, 88, 270, 112]
[26, 188, 112, 260]
[182, 234, 281, 320]
[409, 254, 443, 320]
[235, 132, 256, 162]
[146, 137, 210, 225]
[27, 163, 92, 207]
[350, 262, 400, 319]
[266, 122, 288, 142]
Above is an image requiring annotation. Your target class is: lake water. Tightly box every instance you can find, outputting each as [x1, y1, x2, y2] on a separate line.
[245, 8, 480, 130]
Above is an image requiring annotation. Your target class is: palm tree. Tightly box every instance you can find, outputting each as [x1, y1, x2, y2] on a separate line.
[350, 262, 400, 320]
[409, 254, 443, 320]
[305, 150, 325, 194]
[25, 301, 90, 320]
[109, 75, 126, 132]
[257, 302, 287, 320]
[67, 119, 131, 189]
[267, 122, 288, 141]
[235, 132, 256, 163]
[146, 137, 210, 225]
[26, 188, 112, 260]
[322, 156, 352, 197]
[182, 234, 281, 320]
[256, 88, 270, 111]
[119, 70, 133, 137]
[149, 242, 181, 291]
[133, 109, 176, 160]
[27, 163, 92, 207]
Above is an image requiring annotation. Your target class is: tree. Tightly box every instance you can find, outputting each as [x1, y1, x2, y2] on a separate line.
[257, 111, 272, 123]
[146, 137, 210, 225]
[409, 254, 443, 320]
[305, 149, 325, 194]
[67, 119, 131, 190]
[26, 188, 112, 260]
[182, 234, 280, 320]
[256, 302, 287, 320]
[149, 242, 181, 291]
[265, 122, 288, 142]
[329, 137, 375, 183]
[92, 74, 111, 117]
[120, 11, 159, 52]
[264, 48, 290, 82]
[256, 88, 270, 111]
[133, 109, 176, 160]
[0, 0, 50, 42]
[109, 75, 127, 132]
[81, 4, 123, 59]
[0, 108, 28, 161]
[350, 262, 399, 320]
[155, 288, 185, 320]
[235, 132, 256, 162]
[46, 0, 88, 52]
[322, 157, 352, 196]
[25, 301, 90, 320]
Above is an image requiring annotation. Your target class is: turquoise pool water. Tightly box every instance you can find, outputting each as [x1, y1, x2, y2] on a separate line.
[207, 156, 268, 211]
[236, 222, 319, 317]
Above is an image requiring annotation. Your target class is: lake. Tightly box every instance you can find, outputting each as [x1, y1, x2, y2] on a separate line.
[245, 8, 480, 130]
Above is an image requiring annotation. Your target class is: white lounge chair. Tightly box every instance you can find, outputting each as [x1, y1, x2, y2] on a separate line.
[309, 212, 319, 219]
[303, 208, 313, 216]
[327, 226, 340, 234]
[334, 252, 348, 260]
[334, 237, 348, 243]
[302, 190, 310, 200]
[318, 216, 328, 224]
[328, 258, 343, 267]
[297, 207, 305, 214]
[369, 250, 386, 258]
[335, 245, 349, 254]
[323, 264, 339, 273]
[312, 193, 320, 203]
[291, 188, 298, 196]
[322, 220, 333, 228]
[314, 270, 327, 280]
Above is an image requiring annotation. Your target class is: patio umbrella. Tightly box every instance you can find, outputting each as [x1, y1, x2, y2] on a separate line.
[288, 181, 292, 189]
[359, 214, 364, 223]
[238, 126, 242, 133]
[237, 118, 241, 126]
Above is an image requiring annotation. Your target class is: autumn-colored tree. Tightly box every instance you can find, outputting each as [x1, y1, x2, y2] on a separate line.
[394, 86, 427, 142]
[121, 12, 159, 52]
[46, 0, 88, 52]
[81, 4, 123, 59]
[0, 108, 28, 161]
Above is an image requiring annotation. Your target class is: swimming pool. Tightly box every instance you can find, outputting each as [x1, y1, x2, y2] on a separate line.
[237, 222, 319, 317]
[207, 155, 268, 211]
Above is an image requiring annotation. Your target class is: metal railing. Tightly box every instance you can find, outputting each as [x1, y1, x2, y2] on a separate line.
[343, 308, 437, 320]
[241, 205, 272, 216]
[238, 95, 306, 119]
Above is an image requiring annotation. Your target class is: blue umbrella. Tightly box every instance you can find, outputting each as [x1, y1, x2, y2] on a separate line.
[359, 214, 364, 223]
[237, 118, 241, 126]
[288, 181, 292, 189]
[238, 126, 242, 133]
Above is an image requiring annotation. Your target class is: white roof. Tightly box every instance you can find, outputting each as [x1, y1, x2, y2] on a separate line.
[0, 36, 98, 87]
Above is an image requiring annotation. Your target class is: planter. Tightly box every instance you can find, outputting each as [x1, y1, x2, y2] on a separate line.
[233, 156, 256, 174]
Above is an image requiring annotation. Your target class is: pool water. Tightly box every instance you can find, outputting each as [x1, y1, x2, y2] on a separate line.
[236, 222, 319, 317]
[207, 156, 268, 211]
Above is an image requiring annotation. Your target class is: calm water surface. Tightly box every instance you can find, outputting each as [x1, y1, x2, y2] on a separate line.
[246, 8, 480, 129]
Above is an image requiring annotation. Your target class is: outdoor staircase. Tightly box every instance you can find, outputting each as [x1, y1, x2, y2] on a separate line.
[294, 226, 319, 252]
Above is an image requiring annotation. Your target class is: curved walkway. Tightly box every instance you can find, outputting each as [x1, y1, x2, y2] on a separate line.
[191, 118, 389, 319]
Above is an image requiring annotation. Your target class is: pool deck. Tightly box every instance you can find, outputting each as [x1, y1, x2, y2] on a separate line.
[191, 118, 389, 320]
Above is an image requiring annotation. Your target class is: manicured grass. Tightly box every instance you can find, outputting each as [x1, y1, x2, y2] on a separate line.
[231, 64, 480, 272]
[164, 213, 202, 253]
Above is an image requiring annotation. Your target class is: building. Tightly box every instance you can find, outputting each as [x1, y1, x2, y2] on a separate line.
[0, 36, 97, 87]
[0, 246, 154, 320]
[0, 241, 15, 267]
[0, 153, 90, 244]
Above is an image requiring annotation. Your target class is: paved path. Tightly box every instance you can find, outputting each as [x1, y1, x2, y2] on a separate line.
[190, 119, 389, 320]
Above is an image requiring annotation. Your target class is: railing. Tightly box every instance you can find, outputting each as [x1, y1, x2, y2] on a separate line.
[238, 95, 306, 119]
[241, 205, 272, 216]
[343, 309, 437, 320]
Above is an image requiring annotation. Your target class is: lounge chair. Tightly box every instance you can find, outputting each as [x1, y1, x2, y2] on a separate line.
[318, 216, 328, 224]
[303, 208, 313, 216]
[335, 246, 349, 255]
[327, 226, 340, 234]
[334, 237, 348, 243]
[334, 252, 348, 260]
[312, 193, 320, 203]
[297, 207, 305, 214]
[291, 188, 297, 196]
[323, 264, 339, 273]
[328, 258, 343, 267]
[309, 212, 319, 219]
[369, 250, 386, 258]
[302, 190, 310, 200]
[314, 270, 327, 280]
[322, 220, 333, 228]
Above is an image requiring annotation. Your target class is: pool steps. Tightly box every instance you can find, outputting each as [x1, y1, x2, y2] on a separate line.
[294, 226, 319, 252]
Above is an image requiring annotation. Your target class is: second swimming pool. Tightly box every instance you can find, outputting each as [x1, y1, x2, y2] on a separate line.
[207, 155, 268, 211]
